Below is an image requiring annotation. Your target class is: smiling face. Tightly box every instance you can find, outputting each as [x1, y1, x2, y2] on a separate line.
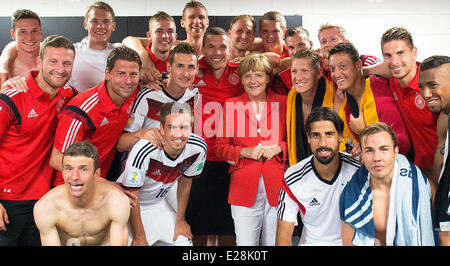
[259, 20, 284, 53]
[382, 39, 417, 86]
[203, 34, 230, 71]
[329, 52, 361, 91]
[308, 120, 341, 165]
[147, 19, 177, 55]
[361, 131, 399, 181]
[419, 63, 450, 114]
[291, 57, 321, 95]
[286, 31, 311, 57]
[229, 18, 255, 52]
[62, 155, 99, 198]
[318, 27, 345, 58]
[167, 53, 198, 91]
[84, 7, 116, 48]
[11, 18, 42, 54]
[241, 70, 269, 101]
[105, 59, 140, 106]
[161, 113, 192, 157]
[37, 46, 74, 92]
[181, 7, 209, 39]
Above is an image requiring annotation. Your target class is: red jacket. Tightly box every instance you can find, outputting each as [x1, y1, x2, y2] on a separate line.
[215, 89, 288, 207]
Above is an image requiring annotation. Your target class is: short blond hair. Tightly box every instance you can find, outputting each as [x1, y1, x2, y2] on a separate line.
[149, 11, 175, 31]
[292, 48, 321, 73]
[359, 122, 398, 149]
[230, 14, 255, 33]
[85, 1, 115, 21]
[318, 22, 346, 39]
[237, 53, 273, 82]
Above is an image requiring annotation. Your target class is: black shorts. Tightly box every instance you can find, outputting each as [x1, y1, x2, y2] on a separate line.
[0, 199, 41, 246]
[185, 161, 235, 235]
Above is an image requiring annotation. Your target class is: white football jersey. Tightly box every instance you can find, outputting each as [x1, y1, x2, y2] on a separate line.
[278, 152, 360, 246]
[125, 87, 199, 133]
[117, 134, 207, 207]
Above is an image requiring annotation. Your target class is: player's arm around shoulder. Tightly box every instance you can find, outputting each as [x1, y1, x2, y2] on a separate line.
[33, 187, 64, 246]
[106, 184, 131, 246]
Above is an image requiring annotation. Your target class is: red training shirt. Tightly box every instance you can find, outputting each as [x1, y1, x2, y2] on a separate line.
[146, 42, 170, 73]
[388, 62, 438, 167]
[0, 71, 76, 200]
[271, 68, 292, 95]
[53, 81, 137, 181]
[194, 57, 244, 161]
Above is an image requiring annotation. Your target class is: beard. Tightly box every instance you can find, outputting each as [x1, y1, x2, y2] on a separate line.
[314, 147, 337, 165]
[42, 70, 70, 89]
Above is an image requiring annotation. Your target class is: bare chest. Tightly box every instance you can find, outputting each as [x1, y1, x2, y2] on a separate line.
[12, 58, 38, 77]
[56, 208, 111, 246]
[372, 190, 390, 246]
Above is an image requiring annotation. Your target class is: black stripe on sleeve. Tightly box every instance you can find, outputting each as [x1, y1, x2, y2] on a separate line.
[0, 94, 21, 125]
[62, 105, 97, 132]
[132, 142, 157, 169]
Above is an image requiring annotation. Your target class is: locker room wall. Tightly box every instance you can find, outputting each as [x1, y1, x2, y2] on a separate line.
[1, 0, 449, 61]
[0, 15, 301, 53]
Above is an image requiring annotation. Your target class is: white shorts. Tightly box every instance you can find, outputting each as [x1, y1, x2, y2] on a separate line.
[231, 176, 277, 246]
[127, 199, 192, 246]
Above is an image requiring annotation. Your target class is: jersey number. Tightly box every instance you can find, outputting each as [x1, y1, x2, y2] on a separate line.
[156, 187, 170, 198]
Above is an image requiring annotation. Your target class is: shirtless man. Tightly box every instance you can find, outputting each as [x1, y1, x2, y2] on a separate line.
[180, 0, 209, 56]
[33, 141, 130, 246]
[228, 15, 255, 60]
[341, 122, 435, 246]
[0, 9, 42, 86]
[259, 11, 288, 58]
[1, 2, 119, 93]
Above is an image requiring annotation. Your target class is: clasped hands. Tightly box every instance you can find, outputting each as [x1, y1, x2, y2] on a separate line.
[240, 144, 281, 161]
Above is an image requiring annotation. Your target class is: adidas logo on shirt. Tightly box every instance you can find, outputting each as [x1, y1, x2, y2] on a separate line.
[308, 197, 320, 207]
[27, 109, 38, 118]
[151, 169, 161, 176]
[197, 80, 206, 87]
[100, 117, 109, 126]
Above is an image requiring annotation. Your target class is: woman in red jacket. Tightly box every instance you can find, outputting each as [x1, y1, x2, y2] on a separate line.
[215, 53, 288, 246]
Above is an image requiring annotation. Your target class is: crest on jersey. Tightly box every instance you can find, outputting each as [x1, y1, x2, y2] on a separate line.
[414, 94, 425, 109]
[56, 99, 66, 113]
[228, 72, 240, 86]
[123, 169, 144, 187]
